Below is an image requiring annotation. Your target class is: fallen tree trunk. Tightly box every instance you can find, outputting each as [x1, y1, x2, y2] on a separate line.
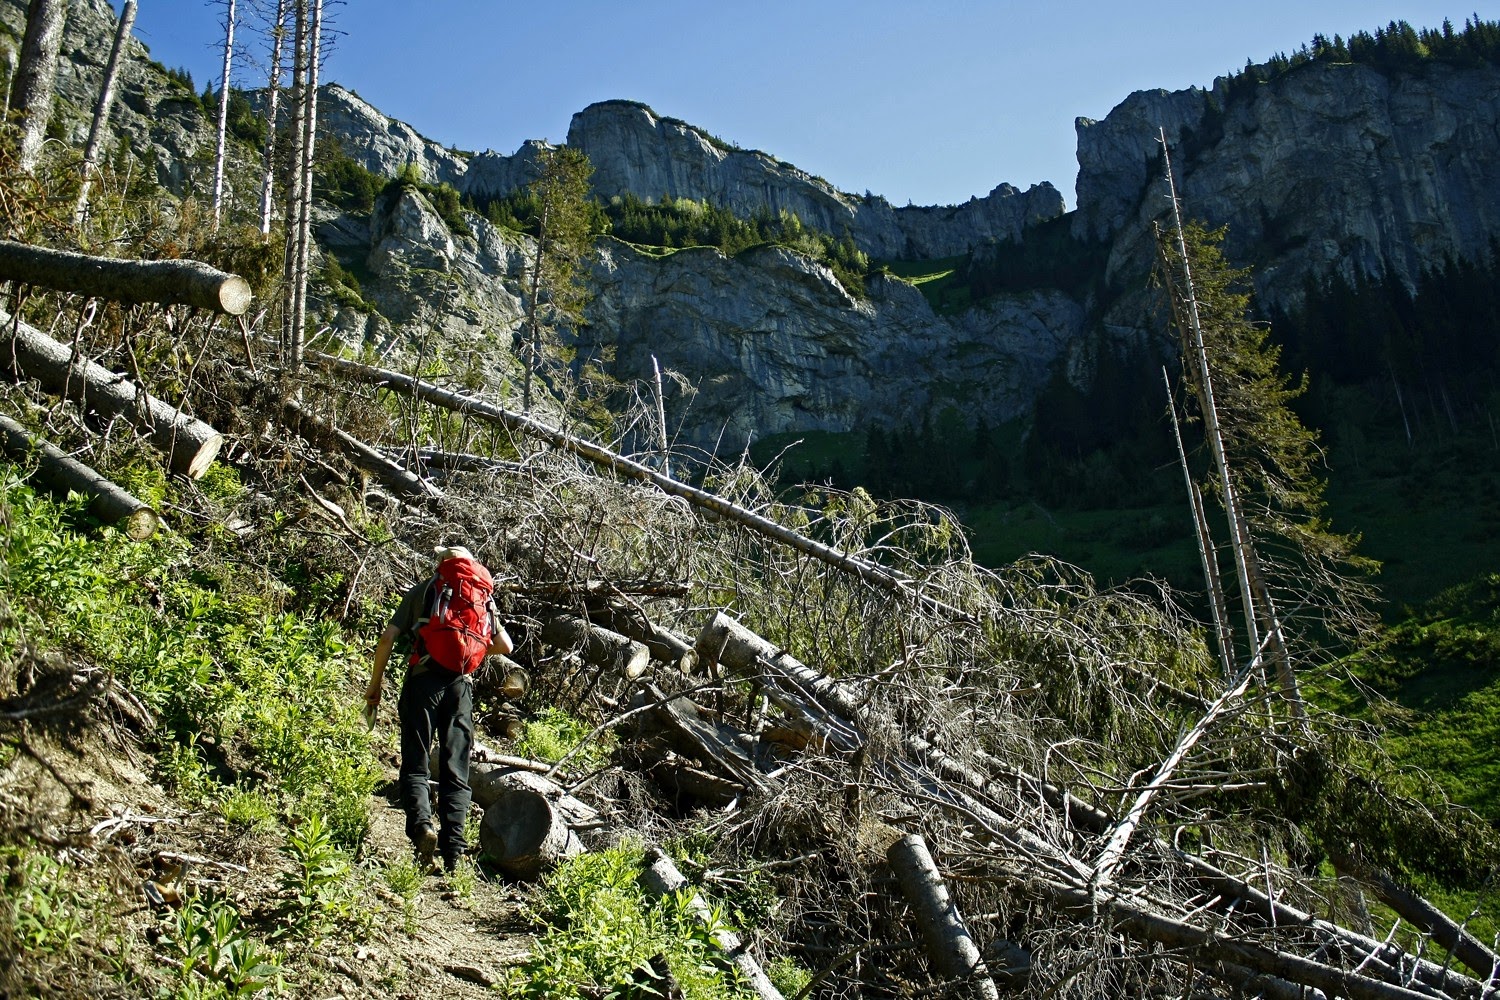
[0, 311, 223, 478]
[477, 784, 582, 880]
[314, 354, 970, 621]
[0, 241, 253, 315]
[1041, 877, 1440, 1000]
[639, 846, 785, 1000]
[590, 605, 698, 674]
[541, 613, 651, 681]
[887, 833, 1000, 1000]
[1329, 847, 1500, 985]
[0, 412, 158, 538]
[281, 398, 441, 504]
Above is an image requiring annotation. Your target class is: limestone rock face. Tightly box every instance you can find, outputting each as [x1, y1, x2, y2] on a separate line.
[317, 84, 468, 186]
[0, 0, 217, 195]
[568, 100, 1066, 260]
[1077, 60, 1500, 307]
[584, 241, 1083, 451]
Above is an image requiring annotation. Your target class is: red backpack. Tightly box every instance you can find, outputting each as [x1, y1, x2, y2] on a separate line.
[412, 556, 495, 674]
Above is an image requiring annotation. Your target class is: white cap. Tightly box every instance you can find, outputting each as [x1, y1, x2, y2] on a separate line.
[433, 544, 475, 563]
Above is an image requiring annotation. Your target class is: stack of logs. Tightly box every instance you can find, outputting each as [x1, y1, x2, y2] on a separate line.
[0, 247, 250, 536]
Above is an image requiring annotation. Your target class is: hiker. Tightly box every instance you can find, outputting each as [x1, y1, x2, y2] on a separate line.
[366, 544, 513, 871]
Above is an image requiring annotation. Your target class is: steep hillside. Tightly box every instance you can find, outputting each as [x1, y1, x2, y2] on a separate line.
[4, 5, 1500, 999]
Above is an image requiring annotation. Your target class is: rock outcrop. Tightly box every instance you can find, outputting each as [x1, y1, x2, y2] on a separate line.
[1078, 59, 1500, 306]
[567, 100, 1066, 260]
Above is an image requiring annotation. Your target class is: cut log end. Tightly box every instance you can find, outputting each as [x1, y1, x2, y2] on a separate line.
[173, 432, 224, 480]
[120, 507, 160, 540]
[218, 275, 253, 316]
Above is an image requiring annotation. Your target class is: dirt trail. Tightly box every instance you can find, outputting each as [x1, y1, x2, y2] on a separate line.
[1, 728, 537, 999]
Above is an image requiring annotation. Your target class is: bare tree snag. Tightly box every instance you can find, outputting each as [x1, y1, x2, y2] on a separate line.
[0, 241, 253, 315]
[540, 613, 650, 680]
[313, 353, 971, 621]
[281, 398, 440, 503]
[1, 311, 223, 478]
[14, 0, 67, 173]
[638, 846, 785, 1000]
[258, 0, 287, 235]
[887, 834, 999, 1000]
[0, 412, 158, 538]
[211, 0, 237, 228]
[75, 0, 137, 223]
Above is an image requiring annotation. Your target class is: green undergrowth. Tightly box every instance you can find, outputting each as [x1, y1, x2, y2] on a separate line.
[505, 840, 807, 1000]
[0, 469, 381, 848]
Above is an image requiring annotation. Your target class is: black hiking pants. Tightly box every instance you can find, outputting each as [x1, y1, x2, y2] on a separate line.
[397, 667, 473, 863]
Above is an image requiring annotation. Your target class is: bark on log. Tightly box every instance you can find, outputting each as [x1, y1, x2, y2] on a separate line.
[1, 310, 223, 477]
[643, 683, 768, 792]
[887, 834, 1000, 1000]
[0, 241, 253, 315]
[590, 605, 698, 674]
[541, 613, 650, 681]
[468, 764, 599, 826]
[314, 353, 970, 621]
[477, 784, 582, 880]
[638, 846, 785, 1000]
[0, 412, 158, 538]
[653, 760, 744, 807]
[1329, 847, 1500, 985]
[281, 398, 441, 503]
[697, 612, 867, 722]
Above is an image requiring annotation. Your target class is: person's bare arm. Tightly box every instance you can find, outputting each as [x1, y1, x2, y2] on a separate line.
[488, 622, 514, 657]
[366, 624, 401, 707]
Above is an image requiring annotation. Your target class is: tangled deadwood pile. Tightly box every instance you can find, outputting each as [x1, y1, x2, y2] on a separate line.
[3, 274, 1497, 999]
[293, 356, 1500, 1000]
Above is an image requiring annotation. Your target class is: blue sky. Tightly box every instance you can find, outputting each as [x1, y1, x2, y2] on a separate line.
[129, 1, 1493, 209]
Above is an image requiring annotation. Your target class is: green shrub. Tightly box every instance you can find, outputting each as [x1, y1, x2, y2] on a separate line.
[512, 841, 754, 999]
[513, 707, 614, 771]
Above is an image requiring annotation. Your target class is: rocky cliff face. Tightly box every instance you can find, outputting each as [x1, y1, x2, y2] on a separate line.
[1077, 59, 1500, 308]
[20, 0, 1500, 458]
[586, 241, 1081, 449]
[567, 100, 1066, 260]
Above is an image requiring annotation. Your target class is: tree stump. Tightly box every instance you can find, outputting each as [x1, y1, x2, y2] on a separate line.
[478, 785, 582, 880]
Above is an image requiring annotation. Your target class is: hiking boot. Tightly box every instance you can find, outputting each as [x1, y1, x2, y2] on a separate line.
[414, 823, 438, 870]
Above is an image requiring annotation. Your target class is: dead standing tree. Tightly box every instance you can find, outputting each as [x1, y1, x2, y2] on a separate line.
[74, 0, 137, 224]
[12, 0, 68, 174]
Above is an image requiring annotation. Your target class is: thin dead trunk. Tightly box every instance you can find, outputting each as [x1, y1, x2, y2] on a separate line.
[1, 310, 223, 478]
[651, 354, 670, 478]
[0, 411, 158, 538]
[74, 0, 137, 224]
[278, 0, 306, 361]
[0, 240, 252, 314]
[258, 0, 287, 236]
[522, 200, 548, 412]
[288, 0, 321, 363]
[1165, 368, 1234, 678]
[15, 0, 67, 173]
[211, 0, 236, 228]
